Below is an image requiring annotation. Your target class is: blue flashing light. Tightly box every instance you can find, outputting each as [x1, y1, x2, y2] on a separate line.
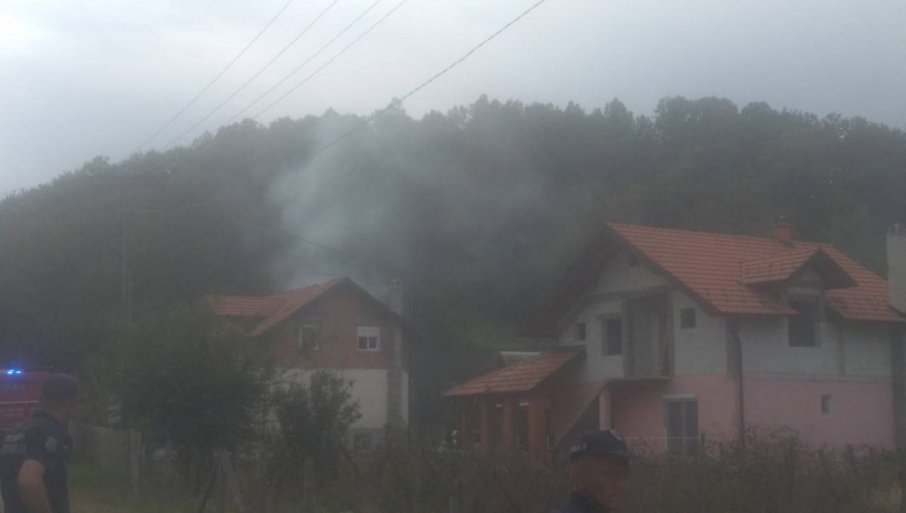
[3, 369, 23, 376]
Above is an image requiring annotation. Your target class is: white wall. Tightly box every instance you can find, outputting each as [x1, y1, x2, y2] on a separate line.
[596, 250, 668, 292]
[737, 317, 891, 378]
[671, 290, 728, 375]
[276, 368, 390, 429]
[558, 297, 625, 382]
[556, 249, 672, 382]
[840, 324, 891, 378]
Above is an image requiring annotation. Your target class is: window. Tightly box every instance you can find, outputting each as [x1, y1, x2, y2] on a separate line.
[789, 301, 818, 347]
[353, 433, 374, 452]
[298, 323, 321, 352]
[627, 253, 641, 267]
[604, 318, 623, 356]
[576, 322, 587, 341]
[666, 398, 699, 456]
[821, 394, 831, 415]
[357, 326, 381, 351]
[680, 308, 696, 329]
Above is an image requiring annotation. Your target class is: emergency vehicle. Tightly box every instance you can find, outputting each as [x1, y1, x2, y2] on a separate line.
[0, 369, 49, 430]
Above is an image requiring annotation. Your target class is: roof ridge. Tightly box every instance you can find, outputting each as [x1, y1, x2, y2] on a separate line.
[607, 222, 829, 247]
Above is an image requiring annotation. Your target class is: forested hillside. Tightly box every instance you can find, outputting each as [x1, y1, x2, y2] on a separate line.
[2, 96, 905, 424]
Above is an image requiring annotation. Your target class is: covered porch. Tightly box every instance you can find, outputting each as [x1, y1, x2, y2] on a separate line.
[444, 347, 584, 458]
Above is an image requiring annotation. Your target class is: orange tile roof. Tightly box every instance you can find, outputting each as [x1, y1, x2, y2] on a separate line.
[208, 295, 287, 317]
[608, 223, 904, 322]
[444, 347, 583, 397]
[207, 278, 347, 336]
[250, 279, 345, 336]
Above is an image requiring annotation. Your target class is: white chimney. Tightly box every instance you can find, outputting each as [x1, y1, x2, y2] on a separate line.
[888, 224, 906, 313]
[388, 278, 404, 315]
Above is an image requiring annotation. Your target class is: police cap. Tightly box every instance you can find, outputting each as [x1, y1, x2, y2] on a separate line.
[568, 430, 632, 462]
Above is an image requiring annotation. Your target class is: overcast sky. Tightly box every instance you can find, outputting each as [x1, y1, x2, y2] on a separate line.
[1, 0, 905, 191]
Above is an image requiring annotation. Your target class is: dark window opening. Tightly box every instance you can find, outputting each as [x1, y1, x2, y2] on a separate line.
[821, 394, 831, 415]
[680, 308, 697, 329]
[299, 323, 321, 352]
[576, 322, 587, 341]
[604, 318, 623, 356]
[789, 301, 818, 347]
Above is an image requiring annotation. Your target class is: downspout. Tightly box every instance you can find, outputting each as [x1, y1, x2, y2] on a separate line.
[729, 320, 746, 448]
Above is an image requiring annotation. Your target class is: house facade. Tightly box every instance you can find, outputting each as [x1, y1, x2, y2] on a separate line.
[210, 277, 409, 451]
[447, 223, 906, 457]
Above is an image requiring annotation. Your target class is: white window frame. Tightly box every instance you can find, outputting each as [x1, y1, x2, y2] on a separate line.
[357, 326, 381, 351]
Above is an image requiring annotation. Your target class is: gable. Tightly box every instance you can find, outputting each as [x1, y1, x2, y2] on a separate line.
[596, 249, 668, 293]
[209, 277, 408, 337]
[608, 223, 902, 323]
[530, 223, 905, 337]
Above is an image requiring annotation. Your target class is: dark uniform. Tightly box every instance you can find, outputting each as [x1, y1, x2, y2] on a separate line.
[0, 410, 72, 513]
[556, 492, 611, 513]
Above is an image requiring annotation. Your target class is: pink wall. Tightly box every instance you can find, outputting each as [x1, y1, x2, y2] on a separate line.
[744, 374, 894, 449]
[610, 373, 740, 451]
[549, 373, 894, 453]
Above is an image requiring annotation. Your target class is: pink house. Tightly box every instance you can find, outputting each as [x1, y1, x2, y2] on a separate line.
[446, 223, 906, 456]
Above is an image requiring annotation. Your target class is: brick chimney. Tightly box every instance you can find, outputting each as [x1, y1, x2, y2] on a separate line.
[773, 220, 793, 246]
[888, 224, 906, 313]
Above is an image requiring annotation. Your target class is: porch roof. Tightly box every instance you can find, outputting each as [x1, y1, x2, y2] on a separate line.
[444, 346, 583, 397]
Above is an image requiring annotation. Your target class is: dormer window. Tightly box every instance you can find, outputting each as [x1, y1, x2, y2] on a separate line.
[788, 300, 819, 347]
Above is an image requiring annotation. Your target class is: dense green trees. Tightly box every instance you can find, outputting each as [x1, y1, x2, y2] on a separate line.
[1, 95, 904, 426]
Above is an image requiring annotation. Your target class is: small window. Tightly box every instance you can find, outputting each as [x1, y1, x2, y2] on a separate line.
[576, 322, 587, 341]
[353, 433, 373, 452]
[680, 308, 696, 329]
[821, 394, 831, 415]
[357, 326, 381, 351]
[298, 323, 321, 352]
[604, 318, 623, 356]
[627, 254, 641, 267]
[789, 301, 818, 347]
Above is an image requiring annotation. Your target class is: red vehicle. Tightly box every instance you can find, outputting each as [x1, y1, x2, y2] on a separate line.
[0, 369, 49, 430]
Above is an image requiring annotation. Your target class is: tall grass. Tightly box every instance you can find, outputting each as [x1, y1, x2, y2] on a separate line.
[75, 428, 903, 513]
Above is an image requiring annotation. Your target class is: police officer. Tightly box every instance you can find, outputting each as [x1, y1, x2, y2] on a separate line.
[556, 430, 632, 513]
[0, 374, 78, 513]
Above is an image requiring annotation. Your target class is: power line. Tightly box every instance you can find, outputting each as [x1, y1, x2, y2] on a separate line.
[225, 0, 400, 126]
[294, 0, 553, 158]
[168, 0, 343, 147]
[125, 0, 551, 214]
[250, 0, 409, 121]
[133, 0, 298, 152]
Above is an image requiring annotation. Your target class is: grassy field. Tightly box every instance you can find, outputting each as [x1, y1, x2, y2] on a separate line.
[70, 462, 196, 513]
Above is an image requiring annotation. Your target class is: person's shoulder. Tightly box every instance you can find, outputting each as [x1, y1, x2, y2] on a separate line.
[553, 498, 580, 513]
